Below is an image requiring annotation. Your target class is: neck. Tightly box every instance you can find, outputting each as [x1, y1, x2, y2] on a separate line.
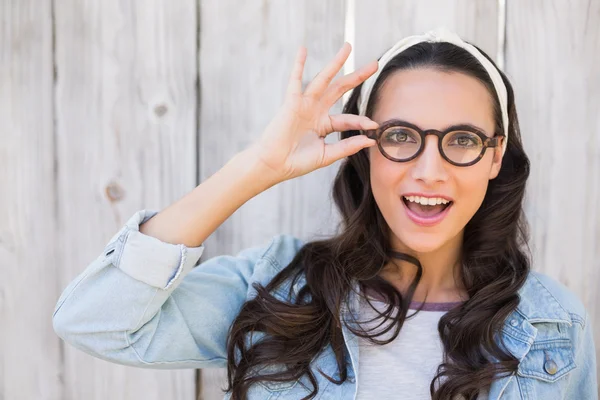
[378, 230, 468, 303]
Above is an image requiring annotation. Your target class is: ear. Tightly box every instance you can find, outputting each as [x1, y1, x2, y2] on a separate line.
[488, 137, 504, 180]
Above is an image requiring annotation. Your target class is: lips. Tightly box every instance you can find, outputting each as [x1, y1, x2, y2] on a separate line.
[403, 197, 451, 216]
[401, 196, 454, 227]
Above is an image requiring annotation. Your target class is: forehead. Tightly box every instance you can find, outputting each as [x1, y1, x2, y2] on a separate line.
[371, 68, 495, 134]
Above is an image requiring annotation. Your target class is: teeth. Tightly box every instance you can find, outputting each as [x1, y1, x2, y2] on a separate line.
[404, 196, 451, 206]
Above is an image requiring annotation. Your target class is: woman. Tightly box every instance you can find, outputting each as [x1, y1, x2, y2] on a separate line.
[52, 28, 597, 400]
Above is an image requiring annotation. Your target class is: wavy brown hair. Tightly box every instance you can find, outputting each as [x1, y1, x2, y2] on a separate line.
[224, 41, 531, 400]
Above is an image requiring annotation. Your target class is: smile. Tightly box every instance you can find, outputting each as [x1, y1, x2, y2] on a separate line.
[402, 195, 453, 227]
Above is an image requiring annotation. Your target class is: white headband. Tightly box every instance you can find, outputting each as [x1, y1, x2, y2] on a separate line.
[357, 27, 509, 155]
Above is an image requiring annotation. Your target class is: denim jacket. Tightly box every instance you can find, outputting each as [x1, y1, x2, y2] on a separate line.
[53, 210, 598, 399]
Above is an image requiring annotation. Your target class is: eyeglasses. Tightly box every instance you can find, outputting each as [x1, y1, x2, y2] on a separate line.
[362, 119, 501, 167]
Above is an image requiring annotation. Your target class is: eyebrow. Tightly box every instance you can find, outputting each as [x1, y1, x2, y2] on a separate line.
[381, 118, 489, 134]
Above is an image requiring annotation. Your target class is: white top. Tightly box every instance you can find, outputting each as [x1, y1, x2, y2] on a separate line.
[355, 292, 463, 400]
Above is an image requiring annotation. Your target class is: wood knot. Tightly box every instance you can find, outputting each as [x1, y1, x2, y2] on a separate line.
[105, 182, 125, 202]
[154, 104, 168, 117]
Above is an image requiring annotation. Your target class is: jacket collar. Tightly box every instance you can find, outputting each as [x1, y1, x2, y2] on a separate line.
[514, 271, 572, 324]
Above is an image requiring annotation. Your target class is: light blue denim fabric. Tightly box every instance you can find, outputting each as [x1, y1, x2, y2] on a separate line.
[53, 210, 598, 399]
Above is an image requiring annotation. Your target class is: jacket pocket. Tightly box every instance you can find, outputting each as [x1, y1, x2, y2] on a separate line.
[517, 338, 577, 382]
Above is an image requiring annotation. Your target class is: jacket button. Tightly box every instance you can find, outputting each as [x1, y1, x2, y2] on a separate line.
[544, 359, 558, 375]
[510, 319, 518, 327]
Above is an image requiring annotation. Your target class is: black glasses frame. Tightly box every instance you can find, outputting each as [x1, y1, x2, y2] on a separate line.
[361, 119, 501, 167]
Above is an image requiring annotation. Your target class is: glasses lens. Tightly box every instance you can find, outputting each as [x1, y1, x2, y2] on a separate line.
[441, 131, 484, 165]
[380, 126, 422, 160]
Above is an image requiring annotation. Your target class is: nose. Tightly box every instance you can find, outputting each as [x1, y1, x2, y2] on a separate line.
[410, 135, 449, 184]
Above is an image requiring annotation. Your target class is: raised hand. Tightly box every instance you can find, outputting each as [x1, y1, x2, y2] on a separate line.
[249, 43, 380, 182]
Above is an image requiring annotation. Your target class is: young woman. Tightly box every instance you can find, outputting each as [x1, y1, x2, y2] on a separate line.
[53, 28, 597, 400]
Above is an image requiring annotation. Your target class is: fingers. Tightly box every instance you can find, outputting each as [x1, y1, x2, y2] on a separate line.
[328, 114, 379, 133]
[304, 42, 352, 98]
[285, 46, 308, 98]
[321, 135, 377, 167]
[321, 60, 379, 107]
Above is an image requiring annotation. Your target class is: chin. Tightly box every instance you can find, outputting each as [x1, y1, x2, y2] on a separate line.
[393, 231, 449, 255]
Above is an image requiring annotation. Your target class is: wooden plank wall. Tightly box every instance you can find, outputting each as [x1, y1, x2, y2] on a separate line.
[0, 1, 61, 399]
[1, 1, 598, 399]
[52, 0, 198, 398]
[353, 1, 500, 64]
[52, 0, 199, 397]
[504, 0, 600, 344]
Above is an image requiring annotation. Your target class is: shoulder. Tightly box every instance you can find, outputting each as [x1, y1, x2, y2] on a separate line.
[518, 270, 588, 327]
[259, 233, 306, 272]
[221, 233, 304, 268]
[236, 233, 306, 300]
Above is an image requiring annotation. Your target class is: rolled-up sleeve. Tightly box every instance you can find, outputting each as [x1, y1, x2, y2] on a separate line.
[108, 210, 205, 290]
[52, 209, 278, 369]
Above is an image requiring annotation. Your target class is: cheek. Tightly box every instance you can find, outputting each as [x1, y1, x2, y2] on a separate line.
[369, 150, 410, 232]
[369, 148, 405, 196]
[455, 167, 491, 218]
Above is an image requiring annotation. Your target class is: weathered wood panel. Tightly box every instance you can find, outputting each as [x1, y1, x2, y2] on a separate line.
[53, 0, 198, 399]
[0, 1, 61, 399]
[353, 0, 500, 68]
[197, 0, 346, 398]
[505, 0, 600, 387]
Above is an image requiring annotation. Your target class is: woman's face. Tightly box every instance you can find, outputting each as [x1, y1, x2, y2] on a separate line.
[369, 68, 504, 254]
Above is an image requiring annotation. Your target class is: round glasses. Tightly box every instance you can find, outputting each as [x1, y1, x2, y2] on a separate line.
[362, 119, 501, 167]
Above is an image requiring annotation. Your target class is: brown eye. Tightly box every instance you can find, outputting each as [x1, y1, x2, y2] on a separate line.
[442, 131, 484, 165]
[383, 128, 419, 144]
[379, 126, 422, 161]
[446, 132, 481, 148]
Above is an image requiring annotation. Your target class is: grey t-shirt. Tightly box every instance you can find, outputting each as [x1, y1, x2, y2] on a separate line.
[355, 291, 464, 399]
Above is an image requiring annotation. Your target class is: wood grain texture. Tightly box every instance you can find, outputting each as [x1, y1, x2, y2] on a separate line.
[0, 1, 62, 399]
[53, 0, 198, 399]
[353, 0, 499, 66]
[505, 0, 600, 387]
[197, 0, 345, 398]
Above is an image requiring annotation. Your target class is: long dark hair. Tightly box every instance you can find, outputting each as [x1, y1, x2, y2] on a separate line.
[224, 41, 531, 400]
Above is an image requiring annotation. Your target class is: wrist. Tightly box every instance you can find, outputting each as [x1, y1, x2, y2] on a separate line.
[230, 145, 283, 193]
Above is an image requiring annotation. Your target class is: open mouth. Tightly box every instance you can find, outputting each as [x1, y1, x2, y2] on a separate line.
[402, 196, 454, 218]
